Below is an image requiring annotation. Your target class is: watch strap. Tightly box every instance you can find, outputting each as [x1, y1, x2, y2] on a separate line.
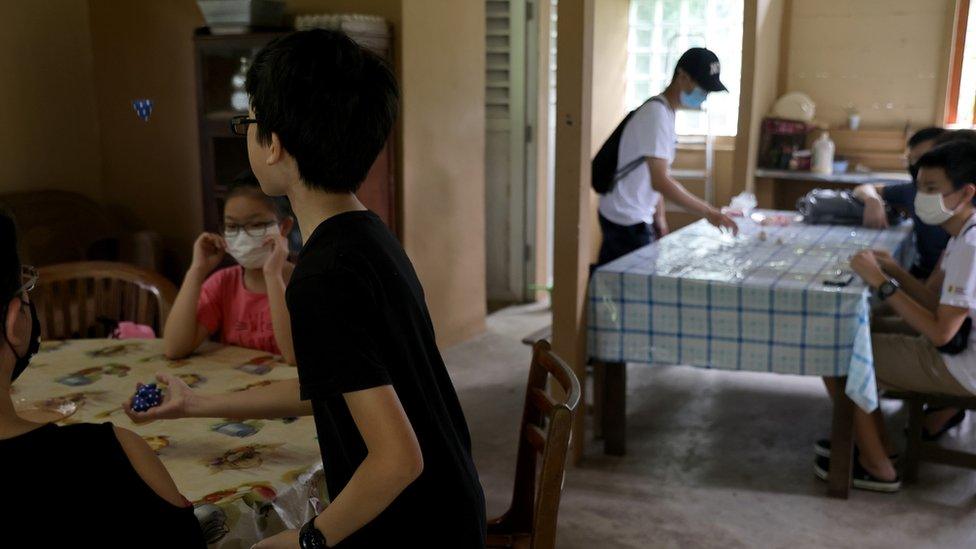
[300, 517, 328, 549]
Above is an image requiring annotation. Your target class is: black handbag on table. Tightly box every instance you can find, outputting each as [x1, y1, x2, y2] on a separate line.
[796, 188, 902, 226]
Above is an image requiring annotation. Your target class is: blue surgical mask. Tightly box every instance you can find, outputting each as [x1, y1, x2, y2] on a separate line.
[680, 86, 708, 109]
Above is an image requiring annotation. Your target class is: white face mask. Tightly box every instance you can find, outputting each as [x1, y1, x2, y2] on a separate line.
[224, 225, 277, 269]
[914, 191, 956, 226]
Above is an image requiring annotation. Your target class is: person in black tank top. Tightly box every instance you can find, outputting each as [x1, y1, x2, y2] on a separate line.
[0, 211, 205, 548]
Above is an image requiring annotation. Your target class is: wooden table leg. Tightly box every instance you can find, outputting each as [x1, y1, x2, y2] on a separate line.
[592, 363, 605, 440]
[903, 399, 924, 483]
[603, 361, 626, 456]
[828, 378, 854, 499]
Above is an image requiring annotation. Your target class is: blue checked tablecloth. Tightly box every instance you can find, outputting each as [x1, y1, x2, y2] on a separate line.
[588, 212, 914, 412]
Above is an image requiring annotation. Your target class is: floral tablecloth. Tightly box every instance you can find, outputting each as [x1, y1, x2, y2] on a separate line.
[12, 339, 326, 548]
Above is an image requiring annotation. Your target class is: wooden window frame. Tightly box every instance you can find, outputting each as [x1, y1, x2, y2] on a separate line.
[946, 0, 972, 126]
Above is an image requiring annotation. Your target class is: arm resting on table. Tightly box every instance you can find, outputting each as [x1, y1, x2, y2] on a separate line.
[164, 266, 211, 359]
[853, 184, 890, 229]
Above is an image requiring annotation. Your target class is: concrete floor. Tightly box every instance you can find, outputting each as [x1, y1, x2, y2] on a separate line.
[443, 303, 976, 549]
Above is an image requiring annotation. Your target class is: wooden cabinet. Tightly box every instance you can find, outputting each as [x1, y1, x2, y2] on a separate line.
[192, 28, 398, 244]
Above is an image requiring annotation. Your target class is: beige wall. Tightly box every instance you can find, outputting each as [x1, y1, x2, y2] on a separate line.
[400, 1, 487, 346]
[87, 0, 205, 273]
[784, 0, 954, 128]
[589, 0, 631, 262]
[0, 1, 102, 199]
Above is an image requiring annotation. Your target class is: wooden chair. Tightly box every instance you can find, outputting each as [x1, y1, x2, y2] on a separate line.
[487, 340, 581, 549]
[33, 261, 177, 340]
[885, 391, 976, 482]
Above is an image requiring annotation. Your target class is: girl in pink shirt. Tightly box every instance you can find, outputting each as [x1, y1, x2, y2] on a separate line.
[163, 173, 296, 364]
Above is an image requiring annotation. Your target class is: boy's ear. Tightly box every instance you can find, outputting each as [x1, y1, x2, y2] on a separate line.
[5, 296, 23, 347]
[267, 132, 284, 166]
[965, 183, 976, 205]
[279, 216, 295, 235]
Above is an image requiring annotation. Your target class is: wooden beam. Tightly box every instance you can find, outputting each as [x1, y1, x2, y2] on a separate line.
[732, 0, 760, 194]
[552, 0, 594, 464]
[776, 0, 793, 98]
[944, 0, 971, 124]
[532, 0, 553, 301]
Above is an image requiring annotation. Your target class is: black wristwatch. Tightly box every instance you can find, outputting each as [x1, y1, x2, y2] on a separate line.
[299, 517, 329, 549]
[876, 278, 901, 301]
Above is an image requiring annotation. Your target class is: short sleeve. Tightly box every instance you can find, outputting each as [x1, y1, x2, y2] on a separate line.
[941, 238, 976, 309]
[881, 183, 915, 209]
[196, 269, 226, 334]
[629, 101, 674, 162]
[287, 271, 391, 400]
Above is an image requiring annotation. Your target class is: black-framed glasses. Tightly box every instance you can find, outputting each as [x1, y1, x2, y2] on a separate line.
[18, 265, 37, 295]
[230, 115, 257, 136]
[223, 221, 277, 238]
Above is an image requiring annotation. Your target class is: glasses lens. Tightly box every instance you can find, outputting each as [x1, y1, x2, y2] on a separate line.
[243, 223, 275, 237]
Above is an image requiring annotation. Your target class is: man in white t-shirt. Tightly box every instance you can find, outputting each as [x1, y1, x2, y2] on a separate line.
[597, 47, 738, 265]
[816, 140, 976, 493]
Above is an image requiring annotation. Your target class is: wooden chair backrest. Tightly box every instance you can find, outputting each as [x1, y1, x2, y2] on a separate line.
[33, 261, 177, 340]
[499, 340, 581, 549]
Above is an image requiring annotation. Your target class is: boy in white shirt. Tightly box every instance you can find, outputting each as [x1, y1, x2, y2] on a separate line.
[816, 140, 976, 492]
[597, 47, 738, 265]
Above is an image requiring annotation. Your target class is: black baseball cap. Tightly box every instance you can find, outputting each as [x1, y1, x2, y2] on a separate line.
[676, 47, 727, 92]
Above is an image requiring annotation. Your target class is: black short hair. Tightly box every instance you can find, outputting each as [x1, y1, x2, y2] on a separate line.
[0, 210, 21, 305]
[916, 140, 976, 197]
[935, 128, 976, 147]
[225, 170, 292, 220]
[908, 126, 947, 148]
[245, 29, 399, 193]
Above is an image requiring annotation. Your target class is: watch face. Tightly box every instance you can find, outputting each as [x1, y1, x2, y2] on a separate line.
[879, 281, 897, 299]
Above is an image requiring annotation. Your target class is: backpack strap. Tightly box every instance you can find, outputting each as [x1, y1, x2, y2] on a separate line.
[613, 96, 671, 182]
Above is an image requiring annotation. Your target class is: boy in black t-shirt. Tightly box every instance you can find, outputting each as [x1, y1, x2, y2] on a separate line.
[126, 30, 486, 548]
